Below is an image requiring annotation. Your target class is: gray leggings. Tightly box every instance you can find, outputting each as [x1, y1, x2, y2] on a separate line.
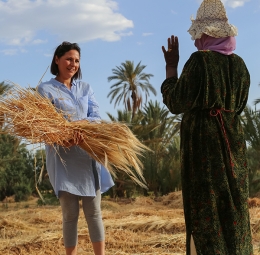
[59, 190, 105, 247]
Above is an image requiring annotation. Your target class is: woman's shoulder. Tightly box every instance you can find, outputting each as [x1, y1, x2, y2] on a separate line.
[191, 51, 244, 60]
[189, 51, 245, 63]
[187, 51, 249, 75]
[183, 51, 205, 67]
[74, 80, 93, 93]
[189, 50, 218, 60]
[74, 80, 90, 88]
[37, 78, 56, 90]
[230, 53, 247, 64]
[190, 50, 207, 57]
[37, 79, 55, 94]
[186, 51, 207, 63]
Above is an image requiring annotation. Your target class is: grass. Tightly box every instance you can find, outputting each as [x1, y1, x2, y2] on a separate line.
[0, 192, 259, 255]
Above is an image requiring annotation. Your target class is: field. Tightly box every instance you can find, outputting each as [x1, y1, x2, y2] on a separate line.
[0, 192, 260, 255]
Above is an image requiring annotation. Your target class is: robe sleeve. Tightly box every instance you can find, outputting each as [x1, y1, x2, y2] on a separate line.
[161, 53, 204, 114]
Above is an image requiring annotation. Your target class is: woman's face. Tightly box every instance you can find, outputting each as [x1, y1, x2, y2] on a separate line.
[55, 49, 80, 80]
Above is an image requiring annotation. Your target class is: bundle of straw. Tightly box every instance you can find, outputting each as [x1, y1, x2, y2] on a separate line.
[0, 84, 148, 188]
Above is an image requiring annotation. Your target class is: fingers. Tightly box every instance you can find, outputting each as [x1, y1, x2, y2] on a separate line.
[162, 46, 167, 54]
[168, 37, 172, 50]
[173, 36, 179, 50]
[162, 35, 180, 68]
[162, 35, 179, 52]
[74, 131, 84, 145]
[170, 35, 178, 49]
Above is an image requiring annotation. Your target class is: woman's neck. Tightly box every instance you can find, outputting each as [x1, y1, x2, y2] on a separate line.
[55, 76, 72, 89]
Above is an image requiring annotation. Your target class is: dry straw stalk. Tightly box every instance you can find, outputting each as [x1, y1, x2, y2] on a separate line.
[0, 84, 148, 187]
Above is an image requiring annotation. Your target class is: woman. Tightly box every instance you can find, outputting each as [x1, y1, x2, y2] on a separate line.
[38, 41, 114, 255]
[161, 0, 253, 254]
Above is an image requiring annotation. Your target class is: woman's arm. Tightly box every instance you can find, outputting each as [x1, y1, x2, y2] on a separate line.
[87, 86, 101, 122]
[161, 52, 203, 114]
[162, 35, 179, 79]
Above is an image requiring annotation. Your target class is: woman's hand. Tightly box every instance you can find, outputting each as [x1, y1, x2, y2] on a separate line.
[63, 120, 87, 147]
[162, 35, 179, 78]
[162, 35, 179, 67]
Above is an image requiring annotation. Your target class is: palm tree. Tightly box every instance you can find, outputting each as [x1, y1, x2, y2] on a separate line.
[107, 61, 156, 119]
[241, 105, 260, 151]
[106, 102, 182, 197]
[107, 109, 133, 124]
[106, 109, 144, 197]
[138, 100, 181, 195]
[0, 81, 12, 95]
[241, 105, 260, 195]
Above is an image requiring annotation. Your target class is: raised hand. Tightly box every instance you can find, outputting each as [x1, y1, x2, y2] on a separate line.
[162, 35, 179, 68]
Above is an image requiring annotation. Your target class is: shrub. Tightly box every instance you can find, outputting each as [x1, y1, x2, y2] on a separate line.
[37, 192, 60, 206]
[14, 183, 32, 202]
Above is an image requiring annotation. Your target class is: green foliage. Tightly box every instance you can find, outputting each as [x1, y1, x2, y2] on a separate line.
[0, 134, 35, 200]
[246, 146, 260, 196]
[253, 83, 260, 105]
[33, 149, 52, 192]
[241, 106, 260, 151]
[107, 101, 182, 197]
[37, 192, 60, 206]
[138, 101, 181, 196]
[106, 109, 147, 197]
[0, 81, 13, 128]
[0, 81, 13, 95]
[241, 104, 260, 195]
[0, 81, 53, 202]
[14, 182, 32, 202]
[160, 137, 181, 194]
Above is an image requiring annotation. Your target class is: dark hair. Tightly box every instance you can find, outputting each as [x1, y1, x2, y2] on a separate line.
[50, 41, 82, 81]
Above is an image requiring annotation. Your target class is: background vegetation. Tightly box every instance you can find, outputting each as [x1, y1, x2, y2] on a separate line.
[0, 67, 259, 203]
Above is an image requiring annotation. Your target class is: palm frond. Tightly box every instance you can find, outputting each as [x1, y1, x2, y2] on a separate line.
[107, 61, 156, 118]
[254, 98, 260, 105]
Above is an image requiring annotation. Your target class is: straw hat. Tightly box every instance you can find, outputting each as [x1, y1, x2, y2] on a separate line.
[188, 0, 238, 40]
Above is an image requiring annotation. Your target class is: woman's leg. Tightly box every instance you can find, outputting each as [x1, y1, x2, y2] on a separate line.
[64, 247, 77, 255]
[59, 191, 80, 255]
[190, 235, 197, 255]
[82, 190, 105, 255]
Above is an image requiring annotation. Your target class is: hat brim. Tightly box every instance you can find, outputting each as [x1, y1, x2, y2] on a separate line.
[188, 20, 238, 40]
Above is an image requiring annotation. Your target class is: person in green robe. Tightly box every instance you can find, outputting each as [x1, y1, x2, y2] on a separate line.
[160, 0, 253, 254]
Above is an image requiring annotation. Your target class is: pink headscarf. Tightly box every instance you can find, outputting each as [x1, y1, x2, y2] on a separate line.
[195, 34, 236, 55]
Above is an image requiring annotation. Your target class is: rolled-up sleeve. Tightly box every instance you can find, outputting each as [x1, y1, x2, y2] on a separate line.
[86, 86, 101, 122]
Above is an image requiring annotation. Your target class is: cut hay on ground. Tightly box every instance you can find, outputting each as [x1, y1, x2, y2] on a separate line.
[0, 84, 149, 187]
[1, 193, 260, 255]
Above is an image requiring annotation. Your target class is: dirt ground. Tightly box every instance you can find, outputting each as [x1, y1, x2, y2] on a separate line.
[0, 192, 260, 255]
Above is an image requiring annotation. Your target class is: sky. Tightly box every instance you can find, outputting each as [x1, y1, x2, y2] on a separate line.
[0, 0, 259, 120]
